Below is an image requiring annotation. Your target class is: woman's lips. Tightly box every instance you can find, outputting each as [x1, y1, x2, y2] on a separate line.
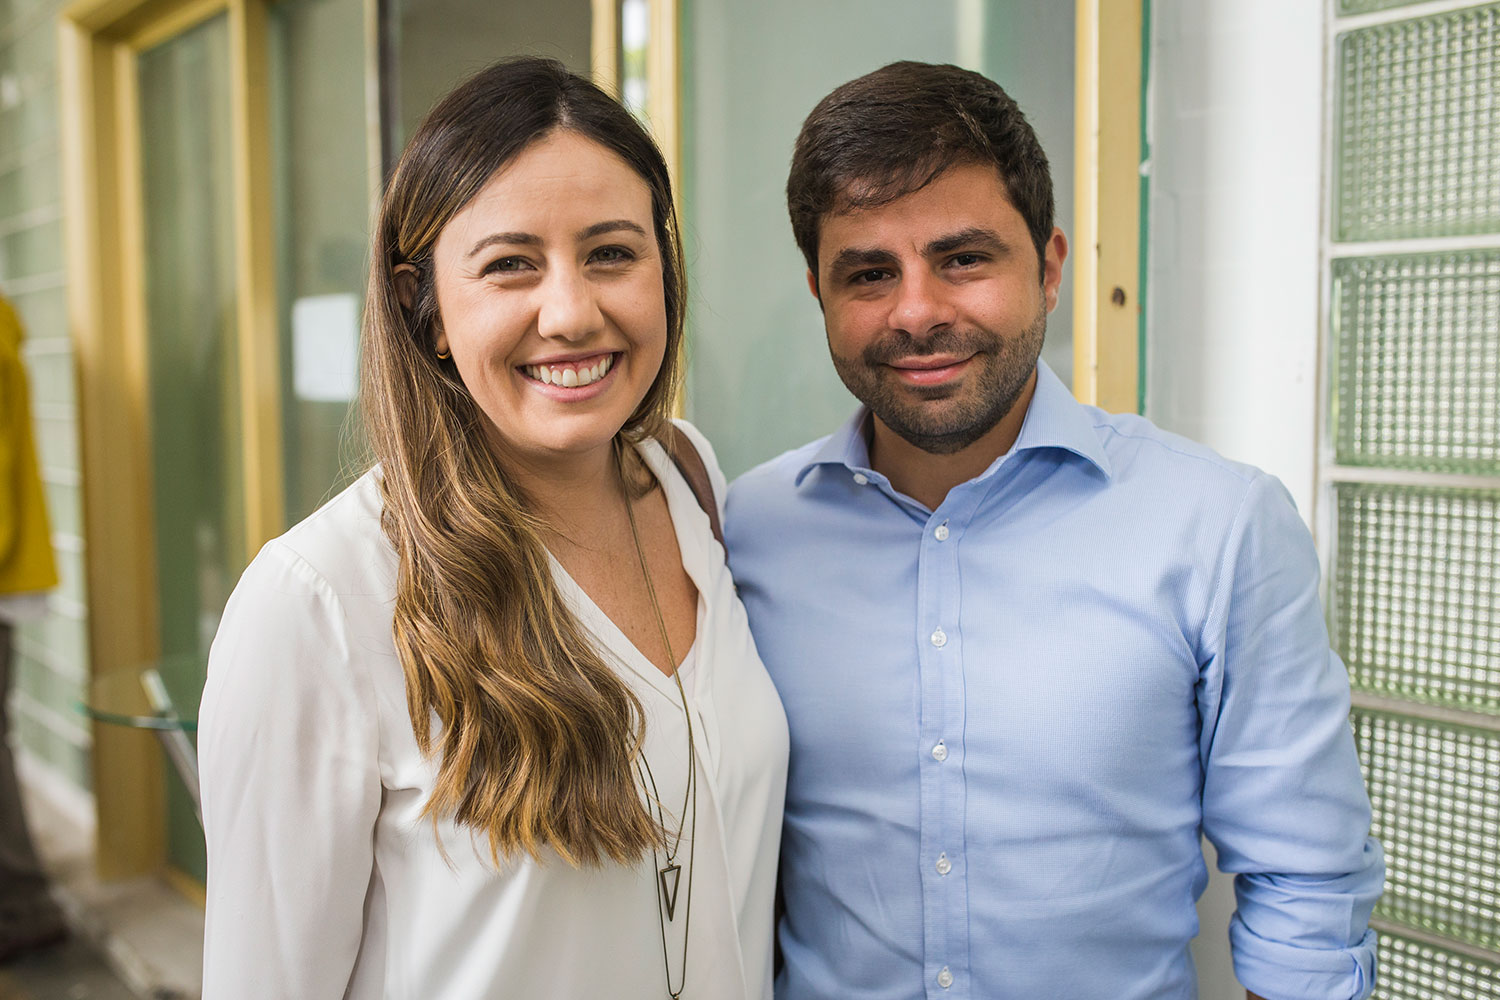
[519, 352, 620, 400]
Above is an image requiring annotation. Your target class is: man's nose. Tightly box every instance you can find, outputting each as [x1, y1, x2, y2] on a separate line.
[536, 267, 604, 341]
[889, 269, 956, 338]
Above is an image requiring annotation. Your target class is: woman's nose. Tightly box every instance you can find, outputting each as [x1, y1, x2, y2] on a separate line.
[536, 267, 604, 341]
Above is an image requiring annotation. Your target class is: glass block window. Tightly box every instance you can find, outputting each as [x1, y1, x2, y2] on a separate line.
[1333, 4, 1500, 241]
[1377, 931, 1500, 1000]
[1340, 0, 1439, 14]
[1334, 484, 1500, 712]
[1355, 710, 1500, 950]
[1332, 251, 1500, 475]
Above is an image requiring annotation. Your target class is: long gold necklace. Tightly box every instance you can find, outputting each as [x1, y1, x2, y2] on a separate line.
[623, 459, 696, 1000]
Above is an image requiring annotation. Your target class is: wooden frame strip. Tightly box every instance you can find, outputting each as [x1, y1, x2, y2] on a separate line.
[590, 0, 619, 97]
[1072, 0, 1143, 413]
[58, 7, 166, 879]
[228, 0, 285, 549]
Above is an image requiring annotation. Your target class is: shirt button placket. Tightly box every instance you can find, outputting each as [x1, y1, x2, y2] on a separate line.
[931, 740, 947, 761]
[937, 967, 954, 989]
[930, 627, 947, 648]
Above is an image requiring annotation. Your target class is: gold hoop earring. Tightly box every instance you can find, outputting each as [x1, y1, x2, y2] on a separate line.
[436, 348, 451, 360]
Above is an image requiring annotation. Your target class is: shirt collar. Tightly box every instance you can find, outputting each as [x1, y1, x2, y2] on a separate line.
[794, 359, 1113, 487]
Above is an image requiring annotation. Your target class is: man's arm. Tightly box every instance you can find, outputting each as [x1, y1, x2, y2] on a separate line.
[1198, 473, 1383, 1000]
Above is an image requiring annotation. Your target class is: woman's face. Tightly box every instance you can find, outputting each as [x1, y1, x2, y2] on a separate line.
[430, 130, 667, 469]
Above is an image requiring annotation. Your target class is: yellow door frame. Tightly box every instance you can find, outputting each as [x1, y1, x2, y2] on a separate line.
[1073, 0, 1144, 413]
[59, 0, 284, 881]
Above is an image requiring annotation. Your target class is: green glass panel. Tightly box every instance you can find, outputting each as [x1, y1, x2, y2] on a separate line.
[1354, 709, 1500, 951]
[1376, 931, 1500, 999]
[1331, 251, 1500, 475]
[1334, 5, 1500, 241]
[1334, 484, 1500, 713]
[383, 0, 591, 161]
[139, 12, 237, 884]
[268, 0, 370, 523]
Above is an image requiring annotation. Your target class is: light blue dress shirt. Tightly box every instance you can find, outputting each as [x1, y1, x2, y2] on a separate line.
[725, 361, 1383, 1000]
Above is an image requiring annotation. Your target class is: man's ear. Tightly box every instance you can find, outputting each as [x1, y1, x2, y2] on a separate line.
[1042, 228, 1069, 313]
[393, 263, 419, 313]
[806, 268, 820, 301]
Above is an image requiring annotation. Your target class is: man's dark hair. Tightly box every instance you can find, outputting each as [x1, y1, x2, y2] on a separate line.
[786, 61, 1054, 280]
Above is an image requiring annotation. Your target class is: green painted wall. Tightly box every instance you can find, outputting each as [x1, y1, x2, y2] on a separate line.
[1, 0, 93, 793]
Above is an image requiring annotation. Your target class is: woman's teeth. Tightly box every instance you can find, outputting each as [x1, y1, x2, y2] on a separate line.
[525, 354, 614, 387]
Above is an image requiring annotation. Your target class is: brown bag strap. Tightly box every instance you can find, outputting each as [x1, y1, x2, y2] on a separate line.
[664, 424, 724, 548]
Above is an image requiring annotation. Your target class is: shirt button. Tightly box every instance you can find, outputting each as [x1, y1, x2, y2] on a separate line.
[936, 852, 952, 875]
[934, 522, 950, 541]
[930, 628, 947, 648]
[938, 967, 954, 989]
[931, 741, 948, 761]
[852, 472, 869, 485]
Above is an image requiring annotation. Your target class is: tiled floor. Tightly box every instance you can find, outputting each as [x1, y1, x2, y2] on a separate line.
[0, 936, 138, 1000]
[16, 757, 201, 1000]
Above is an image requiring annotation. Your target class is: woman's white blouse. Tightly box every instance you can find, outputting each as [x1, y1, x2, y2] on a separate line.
[199, 423, 789, 999]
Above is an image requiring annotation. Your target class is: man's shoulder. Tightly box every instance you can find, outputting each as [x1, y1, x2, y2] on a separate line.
[1092, 409, 1264, 500]
[727, 435, 831, 505]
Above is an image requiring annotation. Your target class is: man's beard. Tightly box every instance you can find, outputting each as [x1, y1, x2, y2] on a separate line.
[829, 304, 1047, 455]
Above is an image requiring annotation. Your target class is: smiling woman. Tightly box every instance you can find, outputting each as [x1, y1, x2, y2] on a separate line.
[426, 132, 669, 465]
[196, 58, 788, 1000]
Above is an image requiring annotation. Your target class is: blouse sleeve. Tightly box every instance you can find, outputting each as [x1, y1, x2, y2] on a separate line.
[199, 540, 383, 999]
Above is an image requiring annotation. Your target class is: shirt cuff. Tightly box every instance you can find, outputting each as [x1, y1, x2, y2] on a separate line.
[1230, 920, 1377, 1000]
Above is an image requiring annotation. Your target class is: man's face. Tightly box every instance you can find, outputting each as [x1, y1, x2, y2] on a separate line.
[812, 162, 1067, 455]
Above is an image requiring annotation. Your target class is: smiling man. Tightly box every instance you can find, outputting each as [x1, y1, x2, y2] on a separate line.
[724, 62, 1383, 1000]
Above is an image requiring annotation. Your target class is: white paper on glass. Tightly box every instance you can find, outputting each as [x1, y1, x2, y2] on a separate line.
[292, 294, 360, 402]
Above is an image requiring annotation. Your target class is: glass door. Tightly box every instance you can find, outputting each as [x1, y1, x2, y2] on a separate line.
[137, 10, 240, 883]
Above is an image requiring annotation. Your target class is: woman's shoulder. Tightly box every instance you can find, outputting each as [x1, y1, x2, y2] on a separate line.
[265, 468, 393, 593]
[659, 418, 728, 515]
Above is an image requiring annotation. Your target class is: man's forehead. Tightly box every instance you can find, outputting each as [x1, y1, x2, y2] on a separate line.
[819, 166, 1019, 250]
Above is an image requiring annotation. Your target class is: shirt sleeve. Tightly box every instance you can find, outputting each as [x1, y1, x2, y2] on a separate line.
[1197, 473, 1384, 1000]
[199, 540, 383, 999]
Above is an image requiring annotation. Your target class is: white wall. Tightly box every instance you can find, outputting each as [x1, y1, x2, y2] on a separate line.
[1144, 2, 1326, 996]
[1145, 0, 1324, 518]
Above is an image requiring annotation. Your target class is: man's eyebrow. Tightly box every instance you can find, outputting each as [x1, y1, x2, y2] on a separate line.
[827, 246, 899, 275]
[466, 232, 540, 258]
[925, 227, 1010, 257]
[577, 219, 649, 241]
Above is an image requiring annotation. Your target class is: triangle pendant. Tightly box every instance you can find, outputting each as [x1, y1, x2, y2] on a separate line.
[659, 863, 682, 920]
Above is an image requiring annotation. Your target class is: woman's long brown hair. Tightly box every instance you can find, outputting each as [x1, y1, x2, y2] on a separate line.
[360, 58, 686, 866]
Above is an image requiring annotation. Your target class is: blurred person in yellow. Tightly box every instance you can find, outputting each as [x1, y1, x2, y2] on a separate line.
[0, 289, 66, 962]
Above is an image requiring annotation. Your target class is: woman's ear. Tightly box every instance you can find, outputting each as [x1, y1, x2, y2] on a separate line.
[393, 263, 419, 312]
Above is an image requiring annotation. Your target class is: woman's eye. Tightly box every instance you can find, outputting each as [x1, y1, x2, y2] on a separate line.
[484, 256, 531, 275]
[590, 245, 634, 264]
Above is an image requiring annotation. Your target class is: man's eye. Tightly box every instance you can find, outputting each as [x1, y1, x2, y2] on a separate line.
[853, 270, 889, 284]
[950, 253, 983, 267]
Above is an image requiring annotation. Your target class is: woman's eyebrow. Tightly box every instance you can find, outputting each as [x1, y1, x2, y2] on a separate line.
[577, 219, 649, 241]
[465, 221, 647, 259]
[466, 232, 540, 258]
